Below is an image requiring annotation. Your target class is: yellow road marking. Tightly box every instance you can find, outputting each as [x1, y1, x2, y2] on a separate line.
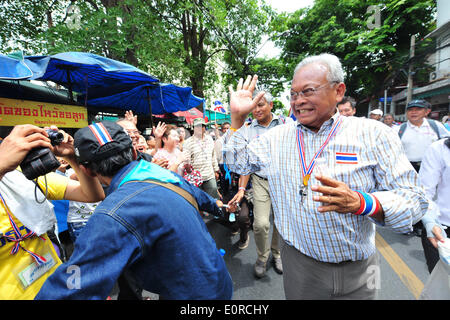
[375, 232, 424, 299]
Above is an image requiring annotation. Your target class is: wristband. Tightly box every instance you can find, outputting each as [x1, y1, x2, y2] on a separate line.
[354, 191, 380, 217]
[229, 127, 238, 132]
[238, 187, 246, 192]
[354, 192, 365, 216]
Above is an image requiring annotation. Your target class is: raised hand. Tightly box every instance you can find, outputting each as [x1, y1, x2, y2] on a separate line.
[152, 121, 166, 139]
[125, 110, 138, 126]
[228, 75, 265, 129]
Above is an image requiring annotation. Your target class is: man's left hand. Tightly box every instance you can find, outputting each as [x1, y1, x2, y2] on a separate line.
[311, 174, 360, 214]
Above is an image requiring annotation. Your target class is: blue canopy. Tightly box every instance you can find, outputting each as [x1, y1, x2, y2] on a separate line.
[24, 52, 159, 93]
[0, 52, 203, 115]
[78, 83, 204, 115]
[0, 53, 33, 80]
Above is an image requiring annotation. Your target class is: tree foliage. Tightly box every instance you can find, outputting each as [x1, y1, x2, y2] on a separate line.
[0, 0, 276, 103]
[0, 0, 437, 112]
[271, 0, 436, 103]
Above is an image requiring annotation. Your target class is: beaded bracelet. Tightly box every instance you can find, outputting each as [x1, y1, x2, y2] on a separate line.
[354, 191, 380, 217]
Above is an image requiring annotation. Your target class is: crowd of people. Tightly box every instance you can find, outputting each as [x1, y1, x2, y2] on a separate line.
[0, 53, 449, 300]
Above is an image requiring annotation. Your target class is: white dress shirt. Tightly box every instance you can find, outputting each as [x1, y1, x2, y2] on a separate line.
[396, 119, 449, 162]
[419, 138, 450, 227]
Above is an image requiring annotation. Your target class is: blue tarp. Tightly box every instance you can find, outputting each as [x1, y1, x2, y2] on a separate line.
[25, 52, 159, 93]
[0, 53, 33, 79]
[0, 52, 204, 115]
[78, 83, 204, 115]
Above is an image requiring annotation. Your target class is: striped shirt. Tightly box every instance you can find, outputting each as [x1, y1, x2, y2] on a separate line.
[237, 113, 293, 178]
[183, 134, 219, 181]
[223, 112, 428, 263]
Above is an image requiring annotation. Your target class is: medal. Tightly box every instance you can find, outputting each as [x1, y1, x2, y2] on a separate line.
[299, 174, 310, 201]
[295, 117, 342, 203]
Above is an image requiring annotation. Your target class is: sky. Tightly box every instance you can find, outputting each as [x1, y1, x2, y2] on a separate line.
[256, 0, 315, 110]
[257, 0, 315, 58]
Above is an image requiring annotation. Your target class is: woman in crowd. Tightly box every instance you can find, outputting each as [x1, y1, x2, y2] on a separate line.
[153, 124, 188, 175]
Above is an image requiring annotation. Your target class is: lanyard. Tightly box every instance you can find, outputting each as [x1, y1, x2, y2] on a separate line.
[0, 192, 47, 265]
[295, 116, 342, 188]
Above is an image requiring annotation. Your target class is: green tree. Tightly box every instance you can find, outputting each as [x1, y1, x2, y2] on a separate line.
[271, 0, 436, 104]
[0, 0, 279, 103]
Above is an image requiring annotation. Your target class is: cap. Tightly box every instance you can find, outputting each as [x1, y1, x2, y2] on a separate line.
[370, 109, 383, 116]
[193, 118, 206, 127]
[74, 121, 133, 163]
[406, 99, 430, 109]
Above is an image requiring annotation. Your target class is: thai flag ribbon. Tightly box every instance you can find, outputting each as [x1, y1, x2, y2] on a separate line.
[0, 192, 47, 265]
[88, 122, 114, 146]
[295, 116, 343, 186]
[336, 152, 358, 164]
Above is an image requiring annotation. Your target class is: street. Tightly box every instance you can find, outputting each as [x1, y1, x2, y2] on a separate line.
[205, 218, 431, 300]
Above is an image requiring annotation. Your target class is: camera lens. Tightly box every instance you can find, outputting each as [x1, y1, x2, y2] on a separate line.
[20, 147, 61, 180]
[46, 130, 64, 146]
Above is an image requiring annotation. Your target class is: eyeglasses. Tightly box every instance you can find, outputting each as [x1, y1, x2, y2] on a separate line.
[290, 81, 339, 100]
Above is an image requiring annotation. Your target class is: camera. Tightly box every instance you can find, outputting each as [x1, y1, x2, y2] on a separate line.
[20, 129, 64, 180]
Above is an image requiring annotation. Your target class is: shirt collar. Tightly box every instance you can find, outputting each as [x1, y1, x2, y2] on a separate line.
[193, 134, 206, 142]
[251, 113, 279, 128]
[108, 160, 139, 195]
[408, 118, 429, 129]
[296, 108, 340, 133]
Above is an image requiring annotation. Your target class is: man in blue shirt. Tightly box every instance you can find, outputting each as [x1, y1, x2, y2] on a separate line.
[36, 121, 233, 300]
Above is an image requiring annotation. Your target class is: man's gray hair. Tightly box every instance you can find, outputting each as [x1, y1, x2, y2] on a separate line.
[253, 90, 273, 103]
[294, 53, 345, 83]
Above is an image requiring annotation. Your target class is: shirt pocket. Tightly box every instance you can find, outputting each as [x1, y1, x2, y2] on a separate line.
[326, 148, 376, 192]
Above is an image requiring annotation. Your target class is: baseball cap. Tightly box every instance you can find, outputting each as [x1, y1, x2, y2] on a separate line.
[406, 99, 430, 109]
[193, 118, 206, 127]
[74, 121, 133, 163]
[370, 109, 383, 116]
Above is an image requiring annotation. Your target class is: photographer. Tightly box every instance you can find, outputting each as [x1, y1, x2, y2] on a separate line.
[35, 121, 233, 300]
[0, 124, 104, 300]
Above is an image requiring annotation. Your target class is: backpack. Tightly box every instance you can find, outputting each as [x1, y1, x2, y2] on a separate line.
[398, 119, 441, 140]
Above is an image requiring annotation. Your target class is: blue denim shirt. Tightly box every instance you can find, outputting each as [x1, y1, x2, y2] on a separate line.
[36, 161, 233, 300]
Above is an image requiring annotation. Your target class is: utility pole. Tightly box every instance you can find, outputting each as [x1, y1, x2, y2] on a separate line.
[406, 35, 415, 105]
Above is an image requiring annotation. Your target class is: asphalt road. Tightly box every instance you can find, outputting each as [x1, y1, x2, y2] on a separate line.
[204, 218, 431, 300]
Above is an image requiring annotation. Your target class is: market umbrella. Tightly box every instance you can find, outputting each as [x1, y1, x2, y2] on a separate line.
[22, 52, 159, 102]
[173, 107, 206, 125]
[0, 51, 203, 126]
[77, 83, 204, 115]
[0, 52, 33, 80]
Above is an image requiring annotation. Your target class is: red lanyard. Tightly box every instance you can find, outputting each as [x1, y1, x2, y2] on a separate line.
[295, 116, 342, 200]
